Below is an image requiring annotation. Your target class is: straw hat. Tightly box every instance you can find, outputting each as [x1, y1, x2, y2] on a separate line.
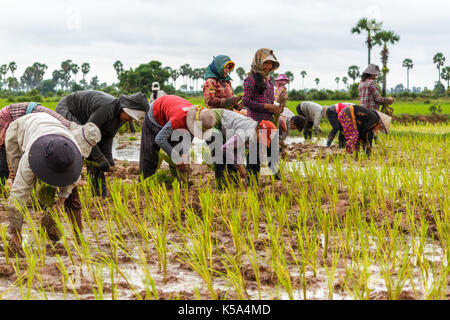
[375, 110, 391, 134]
[28, 134, 83, 187]
[122, 108, 147, 124]
[186, 105, 216, 139]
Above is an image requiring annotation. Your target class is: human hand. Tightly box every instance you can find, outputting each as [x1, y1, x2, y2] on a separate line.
[265, 104, 283, 114]
[98, 159, 110, 172]
[280, 118, 287, 132]
[388, 97, 395, 104]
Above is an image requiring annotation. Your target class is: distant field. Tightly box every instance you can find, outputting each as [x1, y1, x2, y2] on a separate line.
[1, 97, 450, 115]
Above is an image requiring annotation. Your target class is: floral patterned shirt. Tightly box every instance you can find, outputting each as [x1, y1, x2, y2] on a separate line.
[203, 78, 234, 109]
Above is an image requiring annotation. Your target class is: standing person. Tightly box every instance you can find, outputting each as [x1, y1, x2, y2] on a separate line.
[273, 74, 289, 128]
[359, 64, 394, 111]
[0, 102, 72, 183]
[242, 48, 282, 180]
[206, 109, 277, 189]
[139, 95, 216, 180]
[359, 64, 394, 144]
[203, 55, 241, 110]
[56, 90, 149, 197]
[149, 82, 167, 104]
[325, 102, 354, 147]
[296, 101, 327, 140]
[5, 113, 101, 252]
[337, 104, 391, 157]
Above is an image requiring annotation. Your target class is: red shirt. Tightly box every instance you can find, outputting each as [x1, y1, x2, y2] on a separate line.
[152, 95, 192, 130]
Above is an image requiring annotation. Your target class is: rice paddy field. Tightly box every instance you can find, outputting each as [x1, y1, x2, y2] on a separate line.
[0, 114, 448, 300]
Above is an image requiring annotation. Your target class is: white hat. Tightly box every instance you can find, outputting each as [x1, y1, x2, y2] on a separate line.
[69, 122, 101, 157]
[122, 108, 146, 124]
[152, 82, 160, 90]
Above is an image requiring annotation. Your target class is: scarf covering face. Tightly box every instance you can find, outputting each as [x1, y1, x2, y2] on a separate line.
[249, 48, 280, 77]
[203, 55, 234, 82]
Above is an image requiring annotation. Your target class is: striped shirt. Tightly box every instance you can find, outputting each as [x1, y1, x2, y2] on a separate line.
[358, 79, 390, 111]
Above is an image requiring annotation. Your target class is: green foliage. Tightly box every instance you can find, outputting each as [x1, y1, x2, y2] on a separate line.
[428, 104, 442, 114]
[118, 60, 170, 95]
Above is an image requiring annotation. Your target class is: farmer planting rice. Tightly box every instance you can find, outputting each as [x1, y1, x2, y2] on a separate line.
[56, 90, 149, 197]
[203, 55, 242, 110]
[0, 102, 72, 183]
[296, 101, 327, 140]
[359, 64, 395, 111]
[139, 95, 216, 180]
[273, 74, 289, 129]
[206, 109, 278, 189]
[325, 102, 355, 147]
[149, 82, 167, 104]
[278, 108, 306, 144]
[5, 113, 101, 252]
[337, 104, 391, 156]
[242, 48, 282, 180]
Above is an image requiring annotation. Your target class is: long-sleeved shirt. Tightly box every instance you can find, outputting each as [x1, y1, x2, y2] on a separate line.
[242, 74, 274, 122]
[298, 101, 325, 134]
[0, 102, 70, 146]
[5, 113, 81, 229]
[210, 109, 258, 166]
[358, 79, 390, 110]
[57, 90, 148, 165]
[203, 78, 234, 109]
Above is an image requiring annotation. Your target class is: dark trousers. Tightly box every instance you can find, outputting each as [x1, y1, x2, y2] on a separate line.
[0, 144, 9, 183]
[206, 132, 237, 183]
[246, 138, 280, 179]
[326, 109, 346, 147]
[139, 115, 162, 179]
[296, 108, 314, 140]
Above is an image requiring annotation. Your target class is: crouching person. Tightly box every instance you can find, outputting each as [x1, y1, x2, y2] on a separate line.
[5, 113, 101, 252]
[337, 105, 391, 157]
[325, 102, 354, 148]
[139, 95, 216, 180]
[296, 101, 327, 140]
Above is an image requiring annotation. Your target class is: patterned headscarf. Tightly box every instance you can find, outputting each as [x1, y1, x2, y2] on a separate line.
[249, 48, 280, 77]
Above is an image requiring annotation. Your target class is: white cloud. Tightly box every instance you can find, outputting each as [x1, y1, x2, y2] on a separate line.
[1, 0, 449, 91]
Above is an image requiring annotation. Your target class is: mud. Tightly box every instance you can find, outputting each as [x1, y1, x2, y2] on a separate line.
[0, 138, 447, 300]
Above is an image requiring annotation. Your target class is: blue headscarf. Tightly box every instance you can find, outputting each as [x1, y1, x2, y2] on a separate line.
[203, 55, 233, 82]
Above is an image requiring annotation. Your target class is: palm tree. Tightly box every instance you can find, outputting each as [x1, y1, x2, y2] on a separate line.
[72, 63, 80, 82]
[402, 58, 413, 91]
[179, 64, 191, 89]
[81, 62, 90, 82]
[441, 66, 450, 92]
[0, 64, 8, 90]
[236, 67, 246, 84]
[314, 78, 320, 90]
[300, 70, 307, 89]
[342, 76, 349, 90]
[9, 62, 17, 78]
[113, 60, 124, 79]
[373, 30, 400, 96]
[170, 69, 179, 90]
[7, 77, 19, 92]
[347, 65, 360, 84]
[335, 77, 340, 90]
[433, 52, 446, 86]
[61, 60, 73, 90]
[285, 71, 294, 90]
[351, 17, 383, 65]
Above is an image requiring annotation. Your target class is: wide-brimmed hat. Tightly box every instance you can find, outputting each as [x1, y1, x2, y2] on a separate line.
[375, 110, 391, 134]
[152, 82, 160, 90]
[186, 105, 216, 139]
[275, 74, 289, 82]
[363, 64, 381, 75]
[122, 108, 146, 124]
[258, 120, 277, 147]
[69, 122, 102, 157]
[28, 134, 83, 187]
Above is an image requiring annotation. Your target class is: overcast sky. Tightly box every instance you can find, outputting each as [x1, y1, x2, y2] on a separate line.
[1, 0, 449, 91]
